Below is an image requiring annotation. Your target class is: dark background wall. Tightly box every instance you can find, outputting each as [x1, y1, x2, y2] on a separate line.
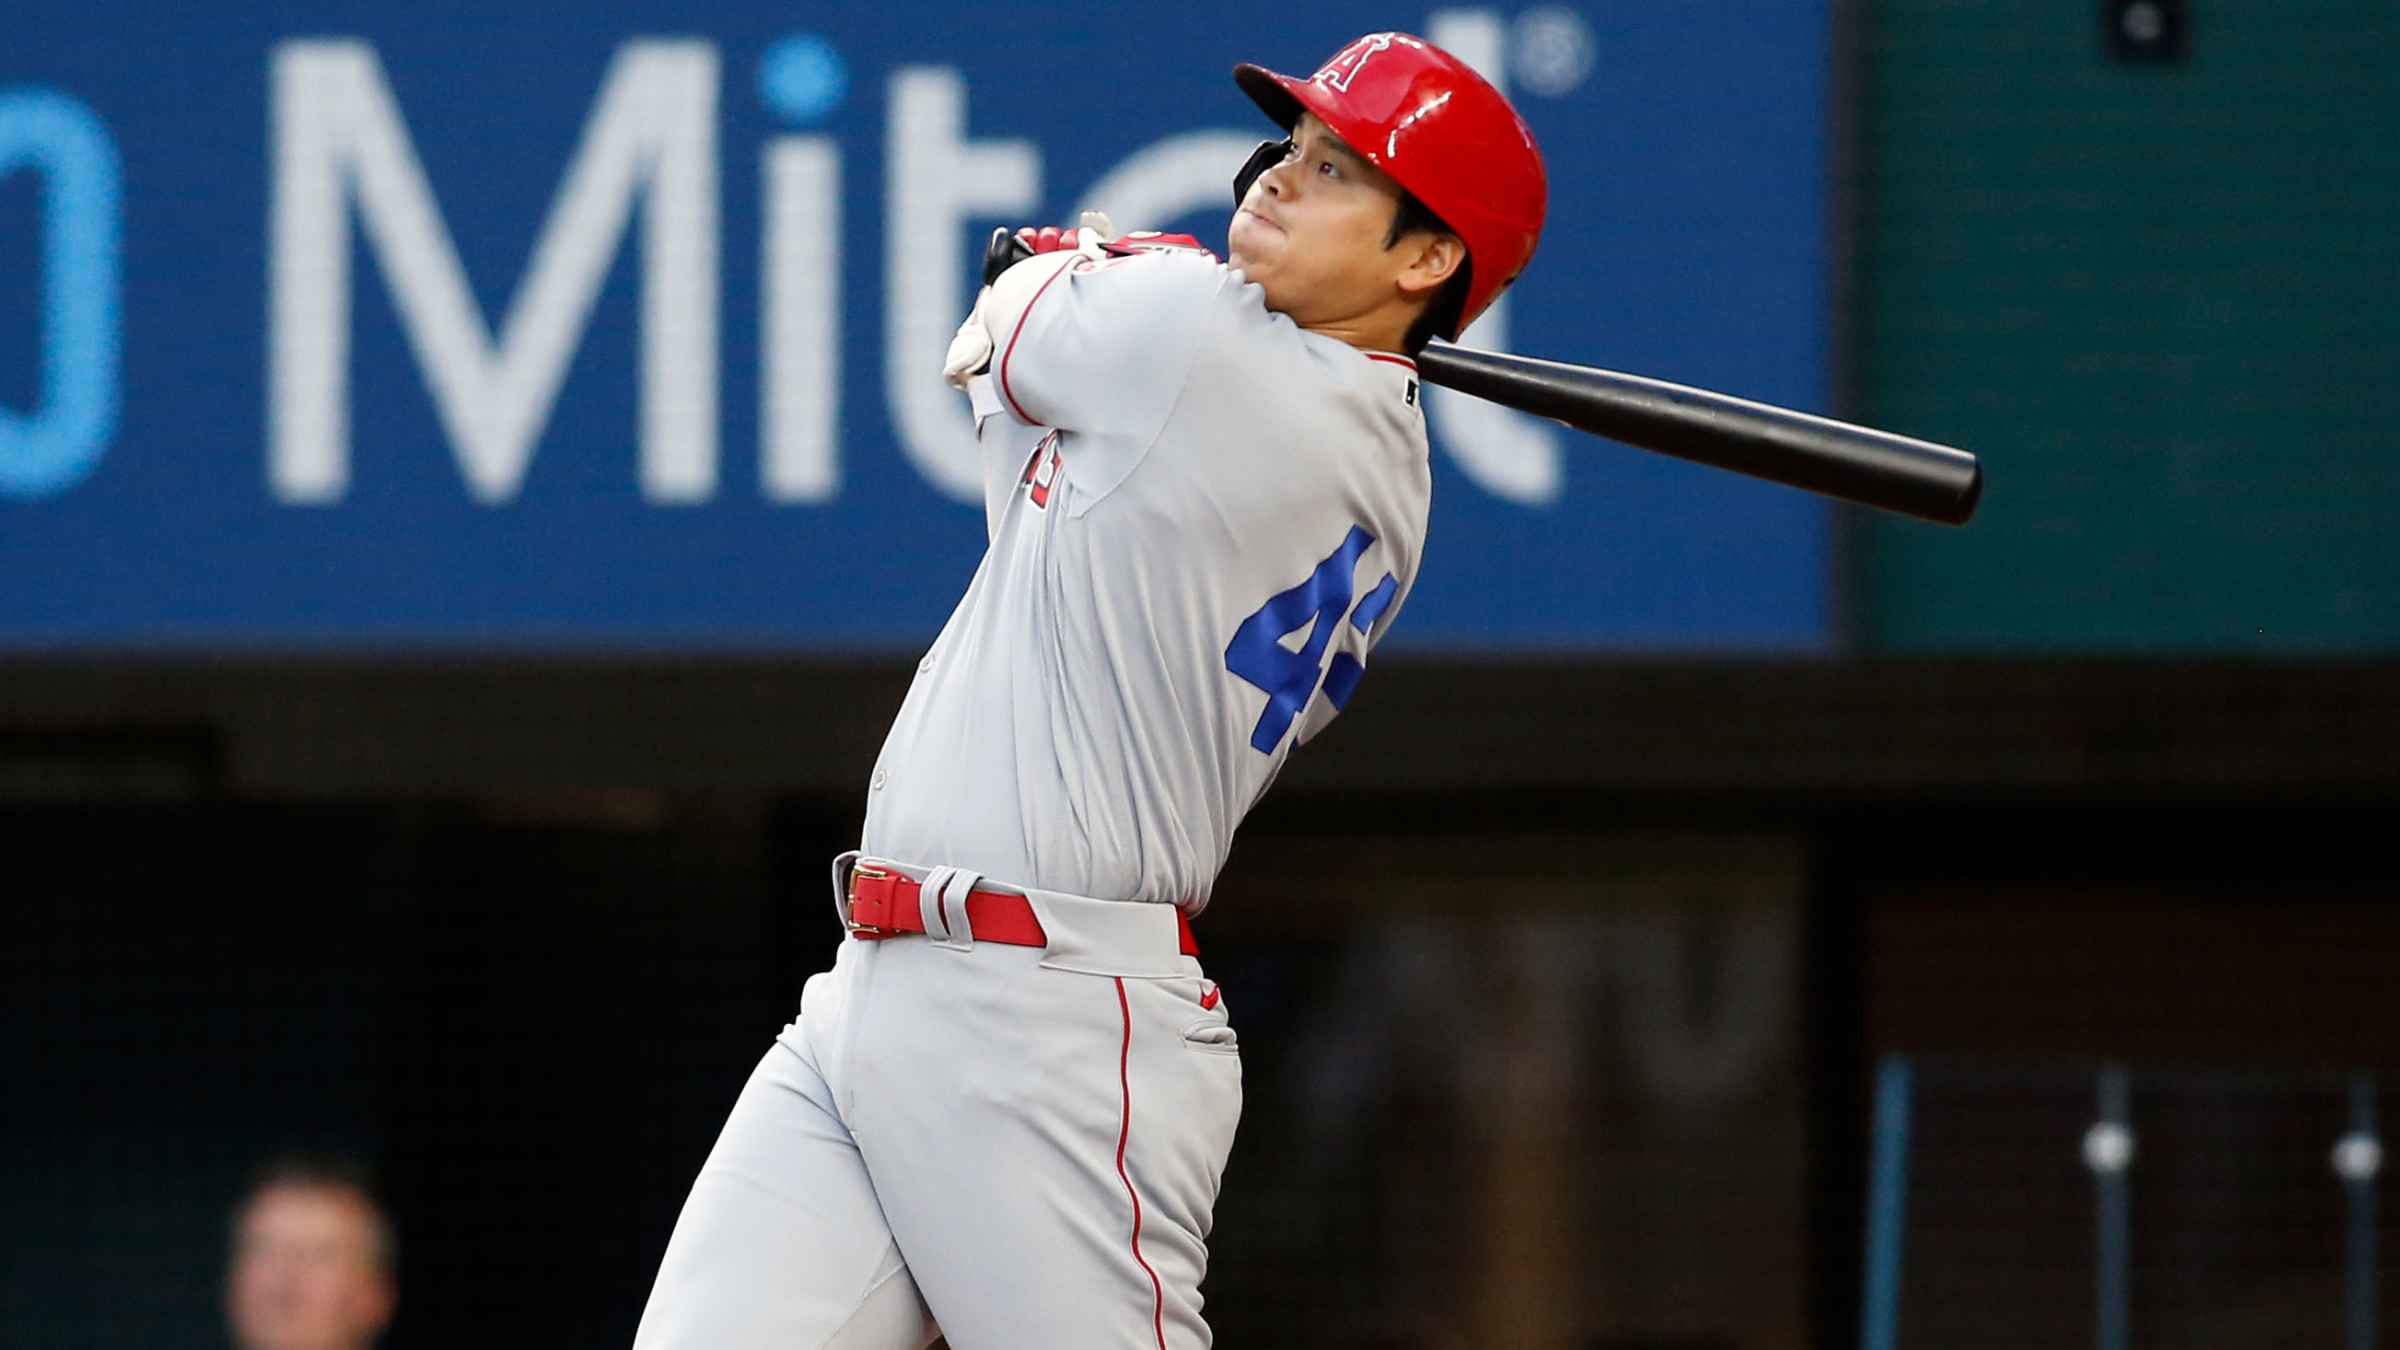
[7, 789, 1825, 1350]
[7, 662, 2399, 1349]
[1854, 0, 2400, 651]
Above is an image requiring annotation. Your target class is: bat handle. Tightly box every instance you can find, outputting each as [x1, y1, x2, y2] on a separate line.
[982, 227, 1033, 287]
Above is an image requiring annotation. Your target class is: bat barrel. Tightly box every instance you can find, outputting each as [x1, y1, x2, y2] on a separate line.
[1416, 344, 1983, 526]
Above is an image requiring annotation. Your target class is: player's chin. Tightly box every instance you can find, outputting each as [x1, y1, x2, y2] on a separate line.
[1228, 210, 1283, 266]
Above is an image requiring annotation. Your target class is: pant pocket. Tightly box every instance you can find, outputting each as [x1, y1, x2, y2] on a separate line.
[1182, 1020, 1239, 1054]
[1173, 975, 1239, 1055]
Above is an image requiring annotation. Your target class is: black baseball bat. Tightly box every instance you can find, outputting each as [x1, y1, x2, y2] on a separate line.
[981, 228, 1982, 525]
[1415, 343, 1982, 525]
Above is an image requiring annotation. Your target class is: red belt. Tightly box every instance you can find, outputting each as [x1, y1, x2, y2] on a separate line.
[845, 863, 1198, 956]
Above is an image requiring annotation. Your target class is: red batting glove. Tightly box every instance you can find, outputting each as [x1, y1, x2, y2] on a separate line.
[1014, 225, 1088, 255]
[1096, 230, 1217, 262]
[1003, 224, 1220, 273]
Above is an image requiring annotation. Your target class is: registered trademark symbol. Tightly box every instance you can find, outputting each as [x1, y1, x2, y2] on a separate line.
[1512, 7, 1595, 97]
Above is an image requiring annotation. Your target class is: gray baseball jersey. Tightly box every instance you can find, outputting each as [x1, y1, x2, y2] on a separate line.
[636, 247, 1425, 1350]
[860, 249, 1432, 912]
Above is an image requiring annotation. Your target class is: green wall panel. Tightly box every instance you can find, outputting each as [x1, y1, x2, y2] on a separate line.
[1856, 1, 2400, 651]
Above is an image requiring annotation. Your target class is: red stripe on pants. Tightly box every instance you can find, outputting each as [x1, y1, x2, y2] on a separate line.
[1113, 977, 1168, 1350]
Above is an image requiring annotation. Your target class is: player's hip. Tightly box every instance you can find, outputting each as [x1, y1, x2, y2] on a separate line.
[807, 852, 1242, 1180]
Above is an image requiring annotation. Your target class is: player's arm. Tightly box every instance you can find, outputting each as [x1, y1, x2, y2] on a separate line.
[944, 225, 1226, 438]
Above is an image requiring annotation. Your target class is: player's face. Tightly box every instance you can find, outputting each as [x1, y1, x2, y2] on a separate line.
[1228, 115, 1435, 335]
[226, 1186, 395, 1350]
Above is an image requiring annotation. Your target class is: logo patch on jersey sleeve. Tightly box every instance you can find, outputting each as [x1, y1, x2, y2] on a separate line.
[1019, 431, 1064, 509]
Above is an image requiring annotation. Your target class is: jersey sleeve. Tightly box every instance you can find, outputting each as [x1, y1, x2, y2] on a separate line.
[972, 410, 1054, 542]
[991, 251, 1228, 503]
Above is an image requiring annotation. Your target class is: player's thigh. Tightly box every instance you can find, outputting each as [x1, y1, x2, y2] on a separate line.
[633, 1029, 938, 1350]
[853, 952, 1242, 1350]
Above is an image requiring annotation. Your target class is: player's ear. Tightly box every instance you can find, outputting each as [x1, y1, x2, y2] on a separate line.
[1395, 232, 1466, 302]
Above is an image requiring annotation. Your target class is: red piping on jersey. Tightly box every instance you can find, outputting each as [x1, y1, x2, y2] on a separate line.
[1364, 353, 1417, 371]
[999, 259, 1085, 424]
[1114, 977, 1169, 1350]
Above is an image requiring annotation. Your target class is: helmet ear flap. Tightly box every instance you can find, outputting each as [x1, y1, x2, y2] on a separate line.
[1232, 139, 1291, 207]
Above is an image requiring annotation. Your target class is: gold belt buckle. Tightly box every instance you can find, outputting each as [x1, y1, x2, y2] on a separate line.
[845, 863, 892, 937]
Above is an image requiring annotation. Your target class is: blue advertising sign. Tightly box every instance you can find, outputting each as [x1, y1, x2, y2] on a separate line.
[0, 3, 1831, 650]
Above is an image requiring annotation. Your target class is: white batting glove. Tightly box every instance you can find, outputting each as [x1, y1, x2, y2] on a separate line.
[942, 288, 994, 391]
[1072, 211, 1117, 260]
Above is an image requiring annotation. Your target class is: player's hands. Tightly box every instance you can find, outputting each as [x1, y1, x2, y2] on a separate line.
[989, 210, 1117, 283]
[981, 212, 1220, 287]
[1012, 210, 1117, 263]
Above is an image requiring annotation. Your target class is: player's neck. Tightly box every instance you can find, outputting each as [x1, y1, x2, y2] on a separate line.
[1304, 310, 1415, 359]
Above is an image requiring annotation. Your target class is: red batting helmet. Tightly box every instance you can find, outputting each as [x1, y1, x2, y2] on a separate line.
[1234, 32, 1547, 339]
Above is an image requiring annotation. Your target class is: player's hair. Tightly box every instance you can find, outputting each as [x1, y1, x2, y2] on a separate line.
[231, 1153, 401, 1277]
[1387, 190, 1472, 354]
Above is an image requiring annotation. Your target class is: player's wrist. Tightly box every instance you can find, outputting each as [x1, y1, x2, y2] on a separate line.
[1094, 230, 1216, 263]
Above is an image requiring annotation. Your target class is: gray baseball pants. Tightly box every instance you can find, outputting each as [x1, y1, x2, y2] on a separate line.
[632, 855, 1242, 1349]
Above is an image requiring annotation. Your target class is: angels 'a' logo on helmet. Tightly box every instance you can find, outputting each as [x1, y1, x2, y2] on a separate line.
[1312, 32, 1398, 94]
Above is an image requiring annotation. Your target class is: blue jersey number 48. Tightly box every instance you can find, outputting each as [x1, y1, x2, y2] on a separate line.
[1223, 524, 1400, 755]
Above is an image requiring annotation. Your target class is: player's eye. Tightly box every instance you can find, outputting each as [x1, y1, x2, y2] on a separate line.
[1316, 157, 1340, 179]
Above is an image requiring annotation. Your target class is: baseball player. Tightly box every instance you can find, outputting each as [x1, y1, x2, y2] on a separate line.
[632, 33, 1545, 1350]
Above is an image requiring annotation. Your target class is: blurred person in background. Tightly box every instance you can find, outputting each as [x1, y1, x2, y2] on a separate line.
[225, 1156, 397, 1350]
